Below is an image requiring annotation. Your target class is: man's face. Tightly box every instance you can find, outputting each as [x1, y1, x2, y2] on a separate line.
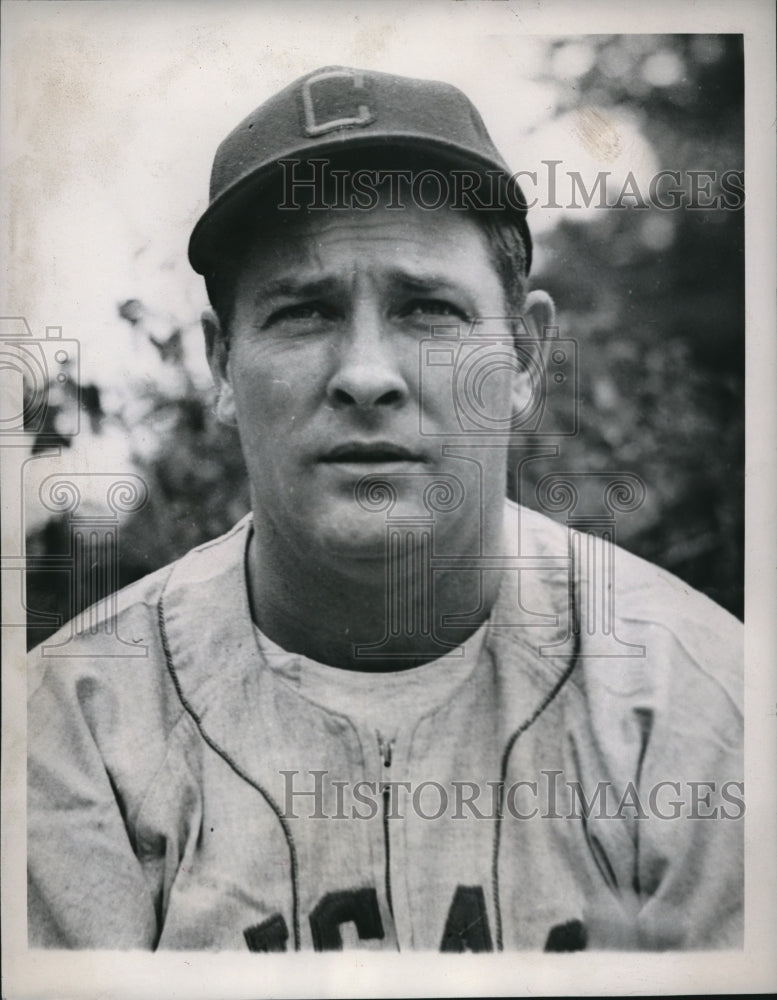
[211, 197, 522, 564]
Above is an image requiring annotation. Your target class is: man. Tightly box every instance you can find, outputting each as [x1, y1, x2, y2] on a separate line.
[28, 66, 743, 951]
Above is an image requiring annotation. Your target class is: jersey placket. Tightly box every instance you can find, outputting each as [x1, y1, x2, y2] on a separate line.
[374, 726, 415, 950]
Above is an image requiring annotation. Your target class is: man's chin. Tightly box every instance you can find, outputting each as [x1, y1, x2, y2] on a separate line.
[314, 520, 393, 562]
[302, 488, 472, 559]
[298, 499, 419, 563]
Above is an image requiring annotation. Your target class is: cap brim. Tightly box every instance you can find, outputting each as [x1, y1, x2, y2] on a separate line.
[188, 135, 531, 275]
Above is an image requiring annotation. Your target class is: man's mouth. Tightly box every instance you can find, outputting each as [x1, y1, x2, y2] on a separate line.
[320, 442, 425, 464]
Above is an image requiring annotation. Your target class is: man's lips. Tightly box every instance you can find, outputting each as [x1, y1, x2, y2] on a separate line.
[320, 442, 425, 463]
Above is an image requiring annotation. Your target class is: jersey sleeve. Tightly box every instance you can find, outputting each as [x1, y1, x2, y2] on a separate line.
[579, 584, 744, 949]
[28, 648, 162, 949]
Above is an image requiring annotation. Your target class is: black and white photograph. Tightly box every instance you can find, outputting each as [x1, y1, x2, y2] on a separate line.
[1, 1, 775, 997]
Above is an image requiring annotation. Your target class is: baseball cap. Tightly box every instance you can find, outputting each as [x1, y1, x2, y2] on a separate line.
[188, 66, 532, 275]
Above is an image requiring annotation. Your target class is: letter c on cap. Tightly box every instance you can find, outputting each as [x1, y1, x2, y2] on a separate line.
[301, 69, 374, 137]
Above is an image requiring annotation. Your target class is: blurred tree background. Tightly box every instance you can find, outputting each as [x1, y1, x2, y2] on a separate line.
[508, 34, 744, 617]
[26, 34, 744, 648]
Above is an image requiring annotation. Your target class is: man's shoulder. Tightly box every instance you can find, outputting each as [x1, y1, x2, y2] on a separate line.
[506, 499, 742, 716]
[508, 498, 741, 636]
[501, 502, 742, 796]
[28, 515, 253, 692]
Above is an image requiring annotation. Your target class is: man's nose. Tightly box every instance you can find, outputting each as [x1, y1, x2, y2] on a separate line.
[326, 312, 409, 409]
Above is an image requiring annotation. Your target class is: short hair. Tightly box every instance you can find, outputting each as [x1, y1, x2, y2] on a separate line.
[204, 155, 529, 337]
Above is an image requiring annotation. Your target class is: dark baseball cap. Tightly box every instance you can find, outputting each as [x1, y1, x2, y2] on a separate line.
[188, 65, 532, 275]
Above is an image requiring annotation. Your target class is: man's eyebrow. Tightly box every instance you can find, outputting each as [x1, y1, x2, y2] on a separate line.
[251, 270, 466, 308]
[390, 272, 463, 293]
[252, 276, 338, 305]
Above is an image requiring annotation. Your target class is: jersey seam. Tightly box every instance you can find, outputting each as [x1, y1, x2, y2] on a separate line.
[158, 577, 302, 951]
[491, 619, 582, 950]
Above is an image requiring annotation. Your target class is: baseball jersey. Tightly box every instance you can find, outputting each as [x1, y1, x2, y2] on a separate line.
[27, 501, 744, 951]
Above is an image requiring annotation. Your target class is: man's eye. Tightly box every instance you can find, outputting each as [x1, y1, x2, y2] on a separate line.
[263, 303, 331, 327]
[402, 299, 468, 320]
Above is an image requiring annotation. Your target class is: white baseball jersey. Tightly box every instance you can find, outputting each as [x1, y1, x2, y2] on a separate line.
[27, 501, 743, 950]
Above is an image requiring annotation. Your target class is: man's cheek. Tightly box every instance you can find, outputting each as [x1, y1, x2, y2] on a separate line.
[419, 368, 459, 428]
[235, 373, 296, 423]
[424, 367, 513, 434]
[266, 378, 296, 411]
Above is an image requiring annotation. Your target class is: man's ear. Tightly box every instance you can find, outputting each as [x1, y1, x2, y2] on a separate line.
[510, 289, 557, 418]
[522, 289, 556, 339]
[202, 307, 237, 426]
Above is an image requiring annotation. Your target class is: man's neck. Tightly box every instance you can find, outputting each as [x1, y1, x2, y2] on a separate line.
[246, 512, 505, 672]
